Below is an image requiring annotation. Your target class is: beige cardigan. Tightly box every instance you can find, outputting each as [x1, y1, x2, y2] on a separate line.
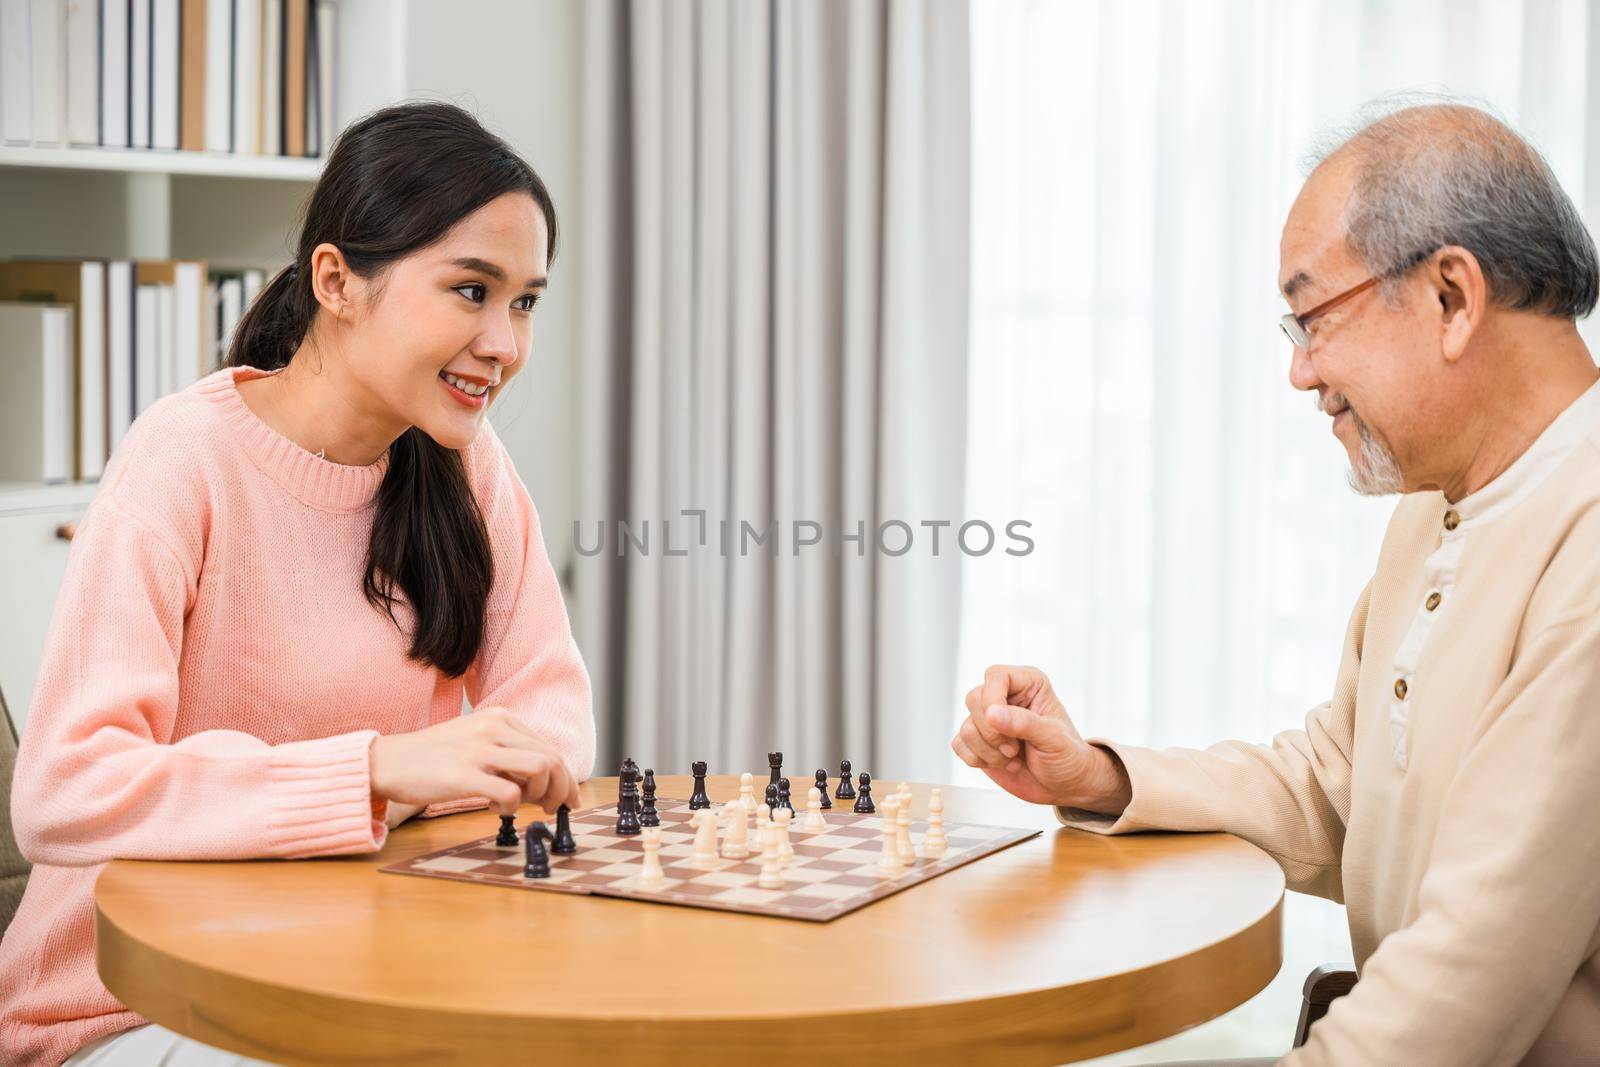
[1061, 382, 1600, 1065]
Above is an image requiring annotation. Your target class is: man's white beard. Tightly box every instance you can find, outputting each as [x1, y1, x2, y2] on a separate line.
[1319, 393, 1404, 496]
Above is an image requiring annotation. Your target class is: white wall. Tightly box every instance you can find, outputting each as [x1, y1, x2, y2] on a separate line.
[399, 0, 585, 585]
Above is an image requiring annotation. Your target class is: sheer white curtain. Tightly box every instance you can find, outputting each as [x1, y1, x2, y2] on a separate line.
[958, 0, 1595, 1060]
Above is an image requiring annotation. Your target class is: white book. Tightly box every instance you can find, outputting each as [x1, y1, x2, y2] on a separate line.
[218, 274, 241, 361]
[149, 0, 174, 148]
[173, 261, 202, 387]
[129, 0, 149, 147]
[232, 0, 257, 154]
[1, 0, 33, 144]
[201, 277, 217, 374]
[29, 0, 61, 145]
[99, 0, 128, 146]
[134, 282, 158, 413]
[76, 259, 105, 479]
[260, 0, 277, 153]
[202, 0, 228, 151]
[313, 0, 331, 154]
[63, 0, 95, 145]
[0, 301, 74, 484]
[155, 281, 173, 395]
[106, 259, 133, 450]
[241, 266, 263, 308]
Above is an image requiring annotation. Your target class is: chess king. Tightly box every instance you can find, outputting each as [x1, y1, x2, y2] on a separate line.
[1, 101, 597, 1067]
[954, 102, 1600, 1065]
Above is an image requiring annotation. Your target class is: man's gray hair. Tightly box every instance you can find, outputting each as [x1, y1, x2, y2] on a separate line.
[1306, 96, 1598, 318]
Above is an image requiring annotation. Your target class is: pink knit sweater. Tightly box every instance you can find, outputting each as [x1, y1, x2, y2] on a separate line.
[0, 366, 595, 1066]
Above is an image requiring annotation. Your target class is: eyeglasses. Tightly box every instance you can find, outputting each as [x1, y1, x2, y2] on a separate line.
[1279, 247, 1439, 349]
[1278, 275, 1380, 349]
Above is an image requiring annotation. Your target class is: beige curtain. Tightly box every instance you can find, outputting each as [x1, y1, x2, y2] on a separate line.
[573, 0, 971, 784]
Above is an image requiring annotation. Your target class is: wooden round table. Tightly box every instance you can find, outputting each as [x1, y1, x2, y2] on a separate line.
[96, 775, 1284, 1065]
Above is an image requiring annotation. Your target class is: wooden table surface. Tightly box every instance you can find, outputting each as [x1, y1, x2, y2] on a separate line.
[95, 775, 1284, 1066]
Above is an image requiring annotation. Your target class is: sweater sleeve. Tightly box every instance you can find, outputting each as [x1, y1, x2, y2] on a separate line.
[418, 431, 596, 820]
[12, 497, 387, 867]
[1053, 581, 1370, 901]
[1288, 607, 1600, 1066]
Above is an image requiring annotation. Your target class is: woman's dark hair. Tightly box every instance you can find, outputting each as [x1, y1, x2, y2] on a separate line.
[229, 101, 559, 677]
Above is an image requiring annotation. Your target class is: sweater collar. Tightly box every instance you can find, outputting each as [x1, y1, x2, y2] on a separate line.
[199, 366, 390, 512]
[1450, 375, 1600, 532]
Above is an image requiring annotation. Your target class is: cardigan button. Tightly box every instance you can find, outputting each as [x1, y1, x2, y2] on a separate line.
[1425, 591, 1441, 611]
[1443, 509, 1460, 531]
[1394, 678, 1409, 700]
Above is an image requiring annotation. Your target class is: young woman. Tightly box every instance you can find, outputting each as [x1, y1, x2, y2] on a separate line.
[0, 102, 594, 1066]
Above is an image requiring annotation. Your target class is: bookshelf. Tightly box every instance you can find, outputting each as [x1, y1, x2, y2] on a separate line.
[0, 0, 408, 726]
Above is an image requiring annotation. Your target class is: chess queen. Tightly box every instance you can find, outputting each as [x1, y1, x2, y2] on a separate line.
[0, 103, 597, 1067]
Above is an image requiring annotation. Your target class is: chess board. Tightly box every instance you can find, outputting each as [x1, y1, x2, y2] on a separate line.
[381, 798, 1040, 922]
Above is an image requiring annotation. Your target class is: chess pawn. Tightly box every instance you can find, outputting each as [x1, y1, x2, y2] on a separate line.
[756, 801, 771, 831]
[798, 787, 827, 832]
[757, 820, 785, 889]
[919, 787, 948, 858]
[814, 769, 833, 810]
[774, 807, 795, 865]
[495, 814, 519, 847]
[720, 801, 750, 859]
[896, 792, 914, 862]
[875, 797, 903, 876]
[836, 759, 855, 800]
[638, 826, 666, 887]
[897, 780, 912, 807]
[552, 804, 577, 855]
[690, 807, 720, 869]
[739, 772, 756, 813]
[853, 771, 875, 814]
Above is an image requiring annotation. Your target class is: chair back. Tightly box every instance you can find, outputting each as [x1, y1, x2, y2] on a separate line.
[0, 687, 31, 937]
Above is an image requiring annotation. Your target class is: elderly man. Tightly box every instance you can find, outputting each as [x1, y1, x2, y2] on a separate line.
[954, 103, 1600, 1065]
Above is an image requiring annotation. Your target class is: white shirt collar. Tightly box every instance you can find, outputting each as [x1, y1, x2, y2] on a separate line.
[1453, 375, 1600, 530]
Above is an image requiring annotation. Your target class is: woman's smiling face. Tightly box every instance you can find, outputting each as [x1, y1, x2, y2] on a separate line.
[338, 191, 551, 451]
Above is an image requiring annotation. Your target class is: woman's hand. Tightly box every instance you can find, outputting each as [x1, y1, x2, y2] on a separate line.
[370, 707, 581, 816]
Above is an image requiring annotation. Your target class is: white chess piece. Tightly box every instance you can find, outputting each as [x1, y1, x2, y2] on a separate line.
[638, 826, 666, 887]
[739, 772, 756, 813]
[876, 795, 904, 876]
[756, 801, 771, 832]
[896, 790, 915, 862]
[720, 800, 750, 859]
[690, 807, 719, 869]
[757, 819, 785, 888]
[919, 786, 948, 858]
[774, 807, 795, 865]
[798, 786, 827, 832]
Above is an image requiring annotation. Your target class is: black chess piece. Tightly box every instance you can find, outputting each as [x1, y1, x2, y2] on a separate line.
[853, 771, 875, 814]
[836, 759, 856, 800]
[495, 814, 519, 847]
[552, 804, 577, 854]
[764, 782, 780, 813]
[618, 757, 639, 808]
[523, 822, 552, 879]
[688, 759, 711, 810]
[641, 769, 660, 827]
[814, 769, 833, 810]
[777, 776, 796, 815]
[616, 758, 642, 835]
[767, 751, 783, 799]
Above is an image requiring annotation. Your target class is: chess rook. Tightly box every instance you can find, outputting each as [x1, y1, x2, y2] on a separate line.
[689, 760, 712, 810]
[767, 751, 783, 801]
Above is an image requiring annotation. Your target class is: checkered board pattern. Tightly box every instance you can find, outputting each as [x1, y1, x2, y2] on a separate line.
[381, 798, 1040, 921]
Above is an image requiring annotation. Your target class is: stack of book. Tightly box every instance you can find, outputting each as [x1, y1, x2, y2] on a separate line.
[0, 0, 337, 157]
[0, 257, 268, 484]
